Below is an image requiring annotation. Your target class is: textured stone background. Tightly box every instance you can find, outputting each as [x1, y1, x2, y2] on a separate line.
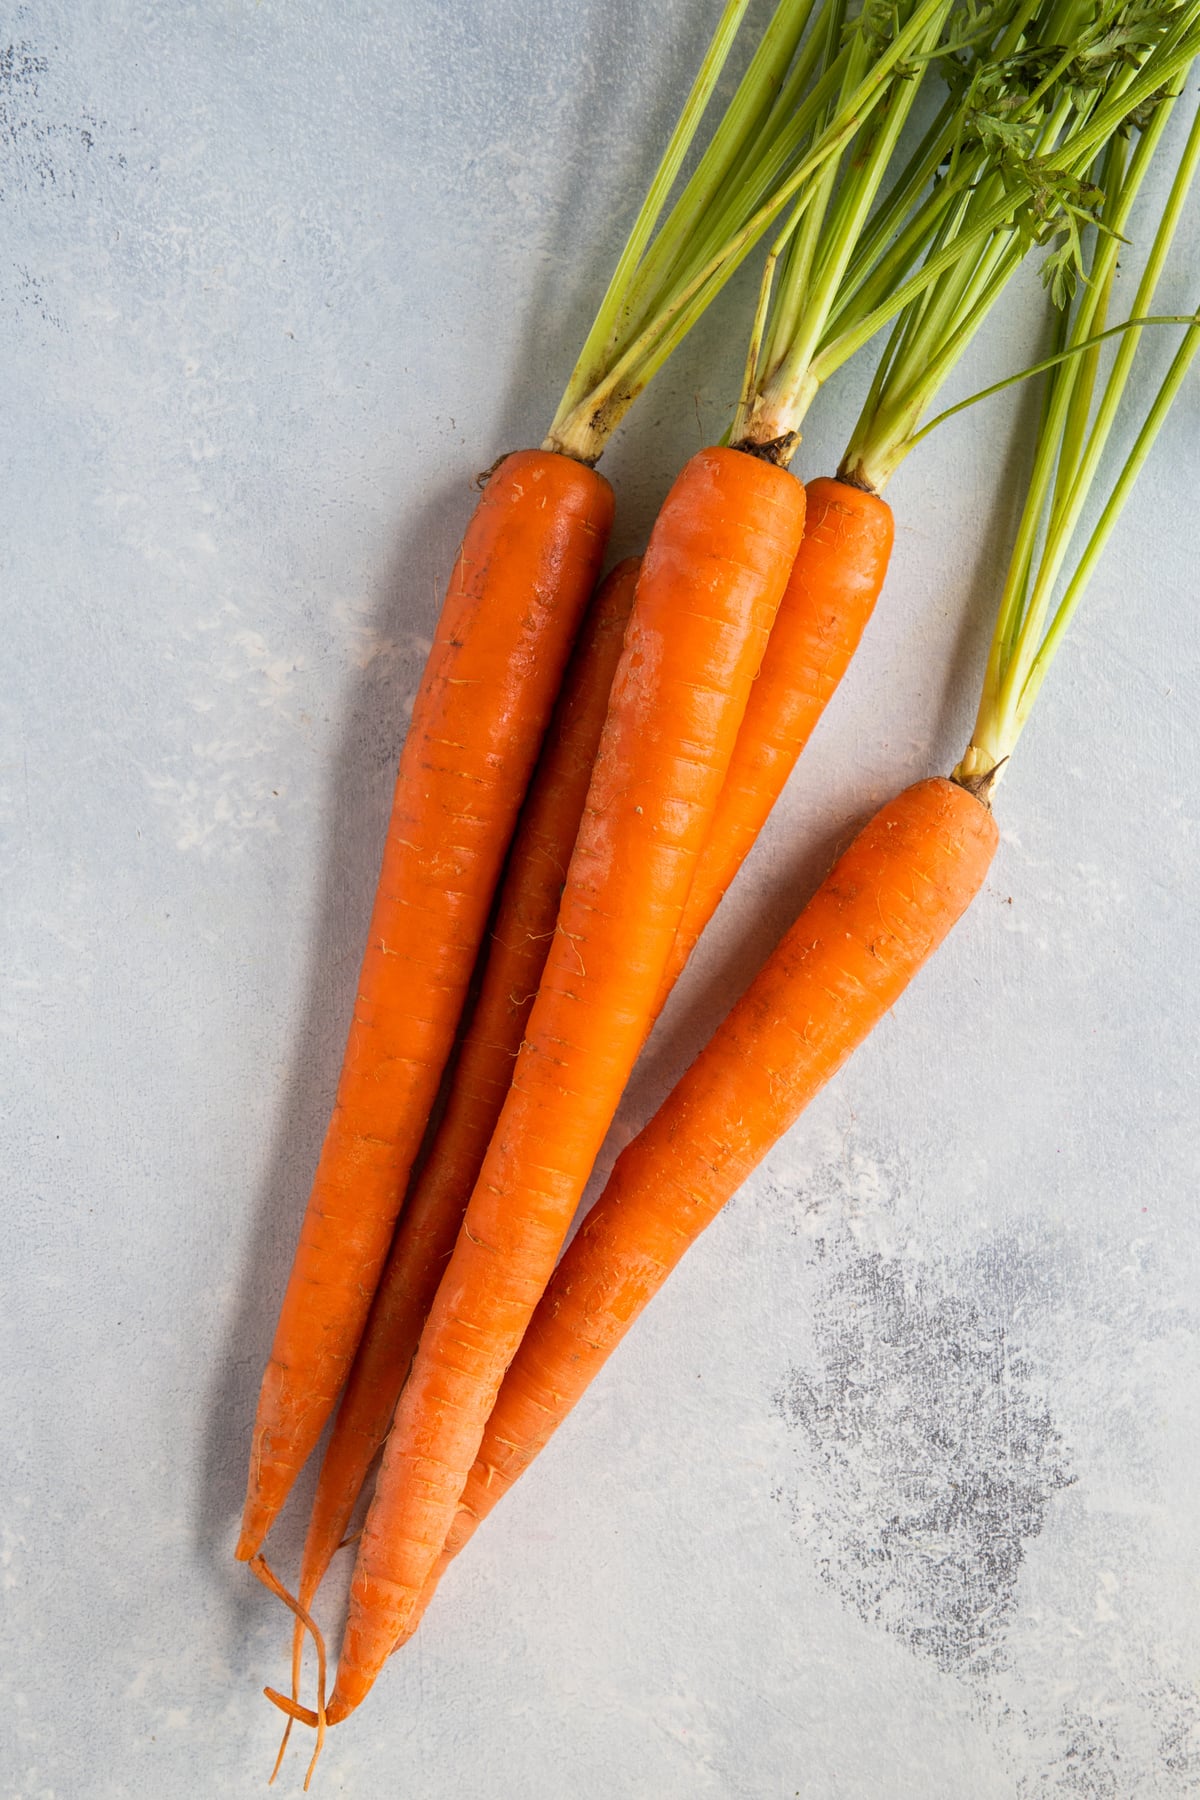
[3, 3, 1199, 1795]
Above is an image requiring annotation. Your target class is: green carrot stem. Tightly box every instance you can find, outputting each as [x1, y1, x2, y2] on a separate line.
[746, 49, 938, 445]
[754, 0, 860, 380]
[981, 82, 1187, 708]
[550, 0, 753, 446]
[902, 312, 1200, 451]
[992, 88, 1200, 749]
[955, 86, 1200, 783]
[1015, 317, 1200, 723]
[836, 0, 1200, 492]
[597, 0, 823, 367]
[547, 0, 960, 463]
[731, 0, 1200, 464]
[1048, 135, 1128, 525]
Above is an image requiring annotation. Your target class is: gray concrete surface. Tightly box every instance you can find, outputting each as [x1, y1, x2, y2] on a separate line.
[3, 3, 1199, 1795]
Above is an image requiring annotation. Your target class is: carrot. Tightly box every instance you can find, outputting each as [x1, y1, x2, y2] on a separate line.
[240, 0, 923, 1574]
[237, 451, 613, 1562]
[284, 484, 888, 1720]
[324, 445, 807, 1721]
[655, 476, 893, 1010]
[291, 557, 640, 1621]
[404, 777, 997, 1605]
[418, 72, 1200, 1622]
[649, 0, 1194, 1005]
[638, 7, 1128, 1022]
[271, 56, 1200, 1751]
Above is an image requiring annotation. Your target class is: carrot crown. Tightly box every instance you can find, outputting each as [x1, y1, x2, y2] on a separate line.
[954, 84, 1200, 788]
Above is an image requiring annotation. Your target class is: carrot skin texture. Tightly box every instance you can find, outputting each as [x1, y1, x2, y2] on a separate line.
[657, 477, 894, 1007]
[237, 450, 614, 1562]
[430, 777, 997, 1583]
[294, 558, 641, 1610]
[327, 446, 807, 1719]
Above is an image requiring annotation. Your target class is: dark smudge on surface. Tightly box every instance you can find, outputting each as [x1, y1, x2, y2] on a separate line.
[773, 1243, 1075, 1676]
[765, 1149, 1200, 1791]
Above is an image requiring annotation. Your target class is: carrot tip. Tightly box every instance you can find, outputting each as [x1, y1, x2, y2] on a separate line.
[234, 1526, 259, 1563]
[269, 1714, 292, 1785]
[252, 1556, 328, 1783]
[265, 1687, 321, 1729]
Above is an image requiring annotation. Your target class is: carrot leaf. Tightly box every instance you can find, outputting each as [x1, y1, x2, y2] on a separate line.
[835, 0, 1200, 490]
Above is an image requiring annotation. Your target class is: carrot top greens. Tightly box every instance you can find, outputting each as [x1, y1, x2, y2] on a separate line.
[839, 0, 1200, 488]
[955, 86, 1200, 787]
[545, 0, 969, 463]
[729, 0, 1200, 467]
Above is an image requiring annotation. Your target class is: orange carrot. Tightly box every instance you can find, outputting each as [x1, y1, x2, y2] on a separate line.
[656, 476, 893, 1006]
[325, 445, 807, 1721]
[295, 483, 887, 1648]
[292, 557, 640, 1621]
[237, 451, 613, 1563]
[425, 775, 997, 1590]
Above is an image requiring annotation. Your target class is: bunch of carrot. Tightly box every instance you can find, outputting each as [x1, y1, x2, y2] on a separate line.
[231, 0, 1200, 1780]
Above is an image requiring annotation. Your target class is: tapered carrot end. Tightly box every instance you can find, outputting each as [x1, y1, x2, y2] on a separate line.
[251, 1556, 328, 1785]
[269, 1714, 292, 1786]
[317, 1590, 382, 1724]
[265, 1688, 321, 1729]
[234, 1524, 260, 1563]
[323, 1689, 356, 1728]
[239, 1364, 313, 1561]
[264, 1689, 328, 1788]
[238, 1457, 285, 1562]
[236, 1459, 275, 1561]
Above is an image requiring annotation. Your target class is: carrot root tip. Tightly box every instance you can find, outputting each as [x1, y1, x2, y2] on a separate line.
[265, 1688, 321, 1729]
[250, 1557, 328, 1783]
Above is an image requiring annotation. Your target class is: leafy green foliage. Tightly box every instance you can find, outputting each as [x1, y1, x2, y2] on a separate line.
[936, 0, 1186, 304]
[835, 0, 1199, 489]
[1009, 0, 1181, 104]
[844, 0, 928, 72]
